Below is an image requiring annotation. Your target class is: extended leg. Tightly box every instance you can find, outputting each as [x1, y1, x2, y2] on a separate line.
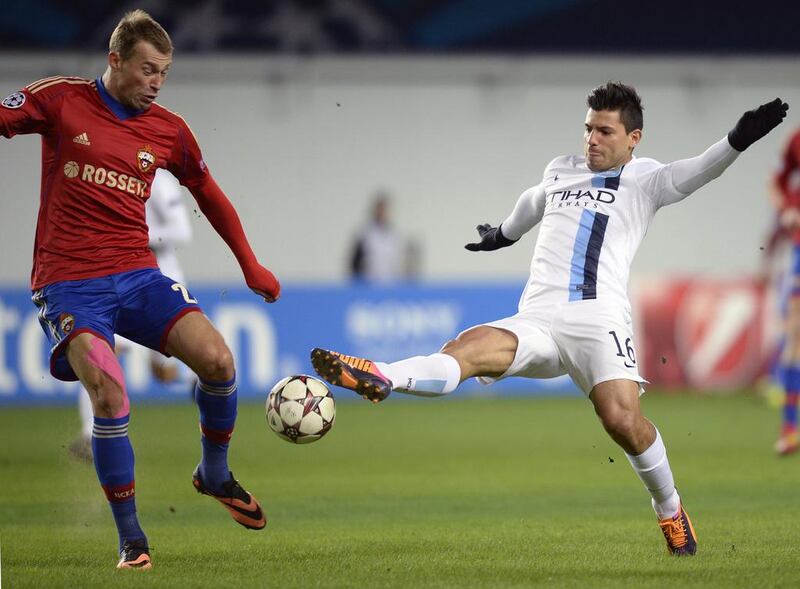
[311, 325, 518, 401]
[591, 379, 696, 556]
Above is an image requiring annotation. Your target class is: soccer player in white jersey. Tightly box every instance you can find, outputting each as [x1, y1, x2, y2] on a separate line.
[71, 168, 193, 461]
[311, 82, 789, 556]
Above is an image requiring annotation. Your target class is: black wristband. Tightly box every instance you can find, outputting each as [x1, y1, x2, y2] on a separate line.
[495, 225, 516, 248]
[726, 129, 748, 152]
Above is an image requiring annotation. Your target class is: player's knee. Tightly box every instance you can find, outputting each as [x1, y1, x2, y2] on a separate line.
[195, 342, 235, 382]
[441, 326, 487, 356]
[86, 373, 126, 417]
[598, 404, 637, 439]
[440, 338, 460, 355]
[94, 392, 126, 418]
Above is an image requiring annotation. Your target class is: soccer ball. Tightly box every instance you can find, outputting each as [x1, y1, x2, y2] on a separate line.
[266, 375, 336, 444]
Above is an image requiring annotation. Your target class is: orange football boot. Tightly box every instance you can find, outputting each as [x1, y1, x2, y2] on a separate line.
[310, 348, 392, 403]
[658, 502, 697, 556]
[117, 539, 152, 570]
[192, 468, 266, 530]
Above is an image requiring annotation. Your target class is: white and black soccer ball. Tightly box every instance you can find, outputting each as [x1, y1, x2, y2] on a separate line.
[266, 375, 336, 444]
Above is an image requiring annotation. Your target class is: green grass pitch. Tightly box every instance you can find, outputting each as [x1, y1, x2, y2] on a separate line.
[2, 391, 800, 588]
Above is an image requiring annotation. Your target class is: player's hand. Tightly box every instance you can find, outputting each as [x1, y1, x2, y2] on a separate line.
[727, 98, 789, 151]
[464, 223, 517, 251]
[245, 263, 281, 303]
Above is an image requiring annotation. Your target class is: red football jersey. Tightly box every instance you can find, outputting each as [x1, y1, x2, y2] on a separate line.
[775, 128, 800, 243]
[0, 76, 210, 289]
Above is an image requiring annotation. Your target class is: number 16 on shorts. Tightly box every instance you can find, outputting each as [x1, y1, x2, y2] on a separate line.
[609, 330, 636, 368]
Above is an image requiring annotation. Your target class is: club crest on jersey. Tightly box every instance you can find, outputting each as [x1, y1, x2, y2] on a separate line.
[2, 91, 25, 109]
[58, 313, 75, 335]
[136, 145, 156, 172]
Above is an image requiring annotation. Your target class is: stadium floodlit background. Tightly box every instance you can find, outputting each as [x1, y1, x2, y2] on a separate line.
[2, 2, 800, 588]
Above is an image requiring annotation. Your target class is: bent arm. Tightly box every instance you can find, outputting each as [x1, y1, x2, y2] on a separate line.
[500, 183, 546, 240]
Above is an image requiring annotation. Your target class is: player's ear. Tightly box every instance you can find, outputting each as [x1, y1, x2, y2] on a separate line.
[108, 51, 122, 72]
[628, 129, 642, 150]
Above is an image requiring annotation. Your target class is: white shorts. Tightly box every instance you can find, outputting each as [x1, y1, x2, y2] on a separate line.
[476, 299, 646, 396]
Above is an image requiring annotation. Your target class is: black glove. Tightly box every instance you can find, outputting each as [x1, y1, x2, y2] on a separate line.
[464, 224, 517, 251]
[727, 98, 789, 152]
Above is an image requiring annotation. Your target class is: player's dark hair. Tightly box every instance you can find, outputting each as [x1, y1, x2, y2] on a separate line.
[586, 81, 644, 133]
[109, 10, 173, 60]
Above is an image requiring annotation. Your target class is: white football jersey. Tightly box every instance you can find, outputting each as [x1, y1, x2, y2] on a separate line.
[146, 169, 192, 284]
[501, 137, 739, 310]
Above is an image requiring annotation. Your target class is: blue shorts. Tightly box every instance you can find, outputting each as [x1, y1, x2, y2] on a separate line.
[31, 268, 201, 382]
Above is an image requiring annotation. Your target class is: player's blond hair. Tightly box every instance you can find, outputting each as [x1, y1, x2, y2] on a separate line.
[109, 10, 172, 61]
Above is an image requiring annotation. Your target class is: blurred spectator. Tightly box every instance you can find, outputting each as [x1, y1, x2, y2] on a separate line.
[349, 192, 419, 284]
[771, 127, 800, 456]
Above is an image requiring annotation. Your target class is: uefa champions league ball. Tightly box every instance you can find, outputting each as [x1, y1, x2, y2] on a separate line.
[266, 375, 336, 444]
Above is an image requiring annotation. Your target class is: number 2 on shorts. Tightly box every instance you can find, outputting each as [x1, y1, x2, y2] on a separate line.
[171, 282, 197, 304]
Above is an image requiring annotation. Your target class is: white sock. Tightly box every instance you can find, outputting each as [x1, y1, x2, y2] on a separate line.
[625, 428, 681, 519]
[78, 388, 93, 440]
[376, 353, 461, 397]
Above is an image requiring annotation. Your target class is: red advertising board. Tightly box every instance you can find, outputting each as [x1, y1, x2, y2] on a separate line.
[636, 277, 781, 390]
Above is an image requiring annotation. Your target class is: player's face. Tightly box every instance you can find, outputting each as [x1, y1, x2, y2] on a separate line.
[583, 109, 641, 172]
[109, 41, 172, 111]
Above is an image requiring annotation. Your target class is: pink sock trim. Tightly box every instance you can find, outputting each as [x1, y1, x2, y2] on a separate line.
[372, 363, 389, 380]
[86, 336, 129, 418]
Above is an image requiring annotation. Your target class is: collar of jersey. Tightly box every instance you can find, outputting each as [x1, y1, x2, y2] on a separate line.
[593, 165, 625, 177]
[95, 77, 144, 121]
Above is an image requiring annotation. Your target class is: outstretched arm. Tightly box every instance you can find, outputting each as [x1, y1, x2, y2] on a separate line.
[645, 98, 789, 207]
[189, 175, 280, 302]
[666, 137, 741, 197]
[465, 184, 546, 251]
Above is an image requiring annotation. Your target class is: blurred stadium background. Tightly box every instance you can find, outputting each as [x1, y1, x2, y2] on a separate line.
[2, 0, 800, 404]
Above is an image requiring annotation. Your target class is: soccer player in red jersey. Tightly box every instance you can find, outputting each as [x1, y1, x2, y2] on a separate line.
[772, 128, 800, 456]
[0, 10, 278, 570]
